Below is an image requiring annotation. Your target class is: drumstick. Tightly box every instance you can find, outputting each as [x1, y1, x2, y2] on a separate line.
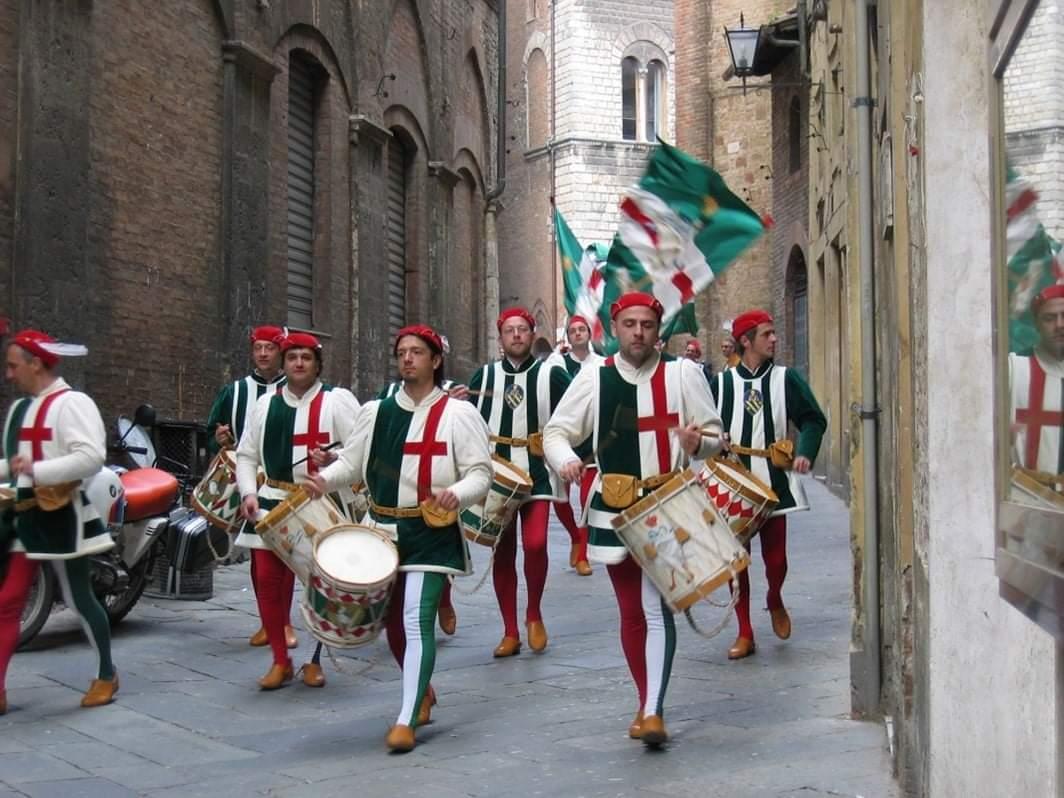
[467, 389, 495, 398]
[290, 441, 342, 469]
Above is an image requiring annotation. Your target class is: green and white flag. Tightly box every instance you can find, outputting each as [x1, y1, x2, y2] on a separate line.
[661, 302, 698, 342]
[598, 142, 764, 338]
[556, 208, 609, 342]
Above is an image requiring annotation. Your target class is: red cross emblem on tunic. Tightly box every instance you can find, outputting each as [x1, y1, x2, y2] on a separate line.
[636, 362, 679, 474]
[19, 389, 70, 462]
[291, 391, 330, 474]
[1017, 357, 1063, 469]
[402, 397, 449, 502]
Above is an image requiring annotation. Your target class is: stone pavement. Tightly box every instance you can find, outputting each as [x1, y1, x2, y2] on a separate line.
[1, 478, 901, 798]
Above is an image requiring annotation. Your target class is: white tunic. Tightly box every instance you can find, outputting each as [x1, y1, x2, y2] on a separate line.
[1009, 350, 1064, 474]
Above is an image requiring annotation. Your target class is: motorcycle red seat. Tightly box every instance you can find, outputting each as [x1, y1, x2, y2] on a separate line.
[120, 468, 178, 521]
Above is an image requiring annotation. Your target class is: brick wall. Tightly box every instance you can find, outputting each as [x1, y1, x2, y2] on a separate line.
[0, 0, 15, 331]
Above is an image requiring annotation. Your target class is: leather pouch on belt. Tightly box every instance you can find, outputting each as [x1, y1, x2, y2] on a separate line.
[420, 500, 458, 528]
[35, 481, 78, 512]
[769, 439, 795, 470]
[601, 473, 638, 509]
[527, 432, 544, 458]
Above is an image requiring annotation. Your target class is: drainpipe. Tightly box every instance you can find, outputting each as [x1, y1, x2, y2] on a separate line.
[853, 0, 881, 715]
[484, 0, 506, 359]
[549, 0, 558, 333]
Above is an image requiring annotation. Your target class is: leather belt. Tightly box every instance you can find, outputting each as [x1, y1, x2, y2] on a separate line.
[369, 501, 422, 519]
[15, 498, 37, 513]
[265, 478, 300, 492]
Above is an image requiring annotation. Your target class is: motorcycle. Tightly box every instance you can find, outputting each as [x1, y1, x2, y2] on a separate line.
[18, 404, 185, 647]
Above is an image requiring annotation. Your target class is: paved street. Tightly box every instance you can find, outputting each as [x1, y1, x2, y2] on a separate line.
[1, 479, 900, 798]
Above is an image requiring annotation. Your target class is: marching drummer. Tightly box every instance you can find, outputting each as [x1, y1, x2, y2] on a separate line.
[236, 332, 360, 690]
[543, 292, 724, 748]
[305, 324, 492, 753]
[711, 310, 826, 660]
[205, 325, 297, 650]
[453, 307, 572, 658]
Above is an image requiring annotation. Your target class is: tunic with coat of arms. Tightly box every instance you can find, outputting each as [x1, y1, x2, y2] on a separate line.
[206, 371, 287, 454]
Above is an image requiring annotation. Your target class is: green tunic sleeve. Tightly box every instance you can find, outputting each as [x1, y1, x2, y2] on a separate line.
[785, 368, 827, 463]
[206, 382, 235, 455]
[465, 366, 485, 399]
[548, 364, 573, 412]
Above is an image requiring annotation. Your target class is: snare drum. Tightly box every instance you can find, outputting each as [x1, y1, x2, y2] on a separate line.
[257, 487, 346, 584]
[460, 456, 533, 546]
[300, 524, 398, 648]
[191, 450, 242, 531]
[697, 457, 779, 545]
[612, 469, 750, 613]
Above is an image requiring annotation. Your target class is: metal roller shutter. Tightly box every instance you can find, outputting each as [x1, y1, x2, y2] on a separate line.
[385, 139, 408, 338]
[287, 56, 315, 329]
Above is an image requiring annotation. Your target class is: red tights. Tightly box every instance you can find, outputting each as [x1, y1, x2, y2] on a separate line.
[733, 516, 788, 640]
[251, 549, 295, 666]
[493, 500, 550, 637]
[0, 554, 38, 691]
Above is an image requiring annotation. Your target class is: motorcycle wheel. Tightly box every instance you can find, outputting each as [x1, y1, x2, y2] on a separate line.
[104, 546, 156, 627]
[18, 566, 55, 649]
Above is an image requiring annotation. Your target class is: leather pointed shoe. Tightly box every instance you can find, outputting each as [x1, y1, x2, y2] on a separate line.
[640, 714, 668, 747]
[728, 636, 756, 660]
[493, 636, 521, 657]
[770, 607, 792, 640]
[575, 559, 593, 576]
[258, 662, 294, 690]
[417, 685, 437, 726]
[300, 662, 325, 688]
[249, 626, 268, 647]
[438, 605, 457, 636]
[81, 673, 119, 708]
[527, 620, 548, 652]
[386, 724, 416, 752]
[285, 625, 298, 649]
[628, 710, 644, 739]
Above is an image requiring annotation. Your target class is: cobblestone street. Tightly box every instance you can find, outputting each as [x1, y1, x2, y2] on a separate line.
[1, 479, 900, 798]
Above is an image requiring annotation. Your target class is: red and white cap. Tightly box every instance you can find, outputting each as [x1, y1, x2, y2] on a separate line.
[10, 329, 88, 368]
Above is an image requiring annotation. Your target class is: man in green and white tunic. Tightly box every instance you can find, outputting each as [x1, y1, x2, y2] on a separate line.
[236, 332, 360, 690]
[544, 293, 724, 748]
[0, 329, 119, 713]
[711, 310, 826, 661]
[308, 324, 492, 753]
[462, 307, 571, 657]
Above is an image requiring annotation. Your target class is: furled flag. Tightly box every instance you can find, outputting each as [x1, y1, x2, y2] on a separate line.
[556, 207, 609, 341]
[597, 141, 765, 338]
[1005, 165, 1063, 354]
[660, 302, 698, 342]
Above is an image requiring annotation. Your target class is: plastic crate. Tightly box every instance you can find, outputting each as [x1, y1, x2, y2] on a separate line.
[151, 421, 209, 498]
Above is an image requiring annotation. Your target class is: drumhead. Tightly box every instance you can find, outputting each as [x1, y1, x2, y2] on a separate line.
[492, 456, 533, 490]
[316, 525, 398, 585]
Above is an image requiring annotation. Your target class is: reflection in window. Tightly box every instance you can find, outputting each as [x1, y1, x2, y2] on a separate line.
[622, 57, 638, 141]
[645, 60, 664, 142]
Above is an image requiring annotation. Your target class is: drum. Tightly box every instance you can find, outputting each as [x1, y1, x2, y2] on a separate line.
[257, 487, 346, 584]
[300, 524, 398, 648]
[460, 456, 533, 546]
[612, 468, 750, 613]
[696, 457, 778, 545]
[191, 450, 242, 531]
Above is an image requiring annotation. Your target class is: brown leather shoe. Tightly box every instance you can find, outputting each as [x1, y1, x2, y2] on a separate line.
[438, 606, 457, 636]
[527, 620, 548, 653]
[81, 673, 120, 708]
[728, 636, 756, 660]
[386, 724, 416, 752]
[285, 625, 298, 649]
[493, 636, 521, 657]
[575, 560, 593, 576]
[640, 714, 668, 747]
[0, 689, 6, 716]
[249, 626, 268, 647]
[258, 662, 294, 690]
[770, 607, 792, 640]
[417, 685, 437, 726]
[569, 544, 580, 568]
[300, 662, 325, 688]
[628, 710, 644, 739]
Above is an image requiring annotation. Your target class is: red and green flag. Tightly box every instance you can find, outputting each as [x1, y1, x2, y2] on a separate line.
[556, 208, 609, 342]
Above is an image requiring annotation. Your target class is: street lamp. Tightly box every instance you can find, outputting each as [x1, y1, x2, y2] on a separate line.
[724, 14, 762, 94]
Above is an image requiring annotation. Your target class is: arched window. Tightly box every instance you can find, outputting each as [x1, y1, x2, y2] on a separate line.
[286, 52, 323, 329]
[789, 96, 802, 173]
[645, 60, 665, 141]
[622, 57, 638, 141]
[526, 49, 550, 149]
